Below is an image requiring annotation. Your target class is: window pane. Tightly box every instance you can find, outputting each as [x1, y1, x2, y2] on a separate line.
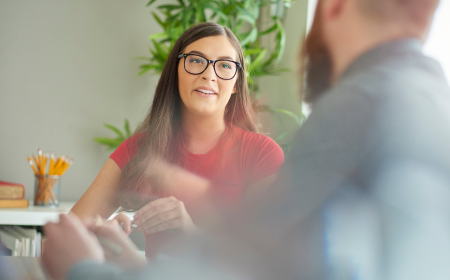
[424, 2, 450, 81]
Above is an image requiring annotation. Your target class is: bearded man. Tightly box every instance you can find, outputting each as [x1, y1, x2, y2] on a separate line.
[246, 0, 450, 279]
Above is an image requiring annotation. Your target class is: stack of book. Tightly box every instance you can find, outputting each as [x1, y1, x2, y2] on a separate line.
[0, 180, 28, 208]
[0, 225, 42, 257]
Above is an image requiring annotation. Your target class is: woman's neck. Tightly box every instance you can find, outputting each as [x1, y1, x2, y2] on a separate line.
[181, 111, 226, 154]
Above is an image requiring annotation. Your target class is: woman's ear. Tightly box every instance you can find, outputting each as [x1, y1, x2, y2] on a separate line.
[232, 84, 237, 94]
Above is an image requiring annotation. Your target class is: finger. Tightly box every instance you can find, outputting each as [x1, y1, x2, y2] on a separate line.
[61, 213, 85, 230]
[43, 222, 57, 239]
[93, 223, 135, 249]
[134, 196, 178, 219]
[103, 245, 121, 262]
[81, 216, 98, 229]
[134, 197, 180, 227]
[137, 206, 183, 233]
[144, 218, 183, 235]
[113, 213, 132, 234]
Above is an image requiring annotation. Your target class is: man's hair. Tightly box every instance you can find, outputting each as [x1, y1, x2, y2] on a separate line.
[357, 0, 440, 30]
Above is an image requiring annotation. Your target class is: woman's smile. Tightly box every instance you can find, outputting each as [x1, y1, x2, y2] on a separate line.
[194, 86, 217, 98]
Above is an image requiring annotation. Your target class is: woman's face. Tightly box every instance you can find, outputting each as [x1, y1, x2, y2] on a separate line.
[178, 35, 238, 118]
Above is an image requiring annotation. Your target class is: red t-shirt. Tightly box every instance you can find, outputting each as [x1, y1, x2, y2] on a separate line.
[110, 123, 284, 258]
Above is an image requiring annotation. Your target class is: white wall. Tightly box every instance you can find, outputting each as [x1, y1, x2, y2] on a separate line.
[257, 0, 309, 141]
[424, 0, 450, 81]
[0, 0, 160, 201]
[0, 0, 307, 202]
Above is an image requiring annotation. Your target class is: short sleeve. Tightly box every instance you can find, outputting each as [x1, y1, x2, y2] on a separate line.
[244, 135, 285, 185]
[109, 134, 140, 170]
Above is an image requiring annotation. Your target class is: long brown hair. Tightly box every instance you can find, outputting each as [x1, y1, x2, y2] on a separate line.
[119, 22, 258, 210]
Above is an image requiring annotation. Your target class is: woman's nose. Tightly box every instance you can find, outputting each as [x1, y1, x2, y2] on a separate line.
[201, 63, 217, 82]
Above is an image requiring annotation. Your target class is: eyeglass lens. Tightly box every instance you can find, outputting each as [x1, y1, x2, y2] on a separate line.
[184, 55, 237, 80]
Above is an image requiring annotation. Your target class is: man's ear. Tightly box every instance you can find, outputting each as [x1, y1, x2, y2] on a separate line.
[322, 0, 347, 20]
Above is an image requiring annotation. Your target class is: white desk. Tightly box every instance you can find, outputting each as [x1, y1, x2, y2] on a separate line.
[0, 202, 133, 226]
[0, 202, 76, 226]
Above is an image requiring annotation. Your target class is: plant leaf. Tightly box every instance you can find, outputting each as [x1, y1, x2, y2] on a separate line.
[259, 22, 277, 36]
[103, 123, 125, 138]
[149, 32, 168, 40]
[124, 119, 131, 137]
[146, 0, 157, 7]
[93, 137, 123, 146]
[247, 48, 267, 73]
[138, 64, 161, 75]
[239, 27, 258, 46]
[151, 39, 169, 61]
[274, 132, 288, 142]
[157, 4, 182, 11]
[244, 48, 263, 56]
[271, 108, 302, 126]
[151, 12, 166, 28]
[274, 19, 286, 63]
[236, 6, 256, 25]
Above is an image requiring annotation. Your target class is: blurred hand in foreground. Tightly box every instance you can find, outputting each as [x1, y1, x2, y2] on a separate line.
[42, 214, 104, 280]
[111, 212, 133, 235]
[87, 218, 147, 271]
[133, 196, 198, 235]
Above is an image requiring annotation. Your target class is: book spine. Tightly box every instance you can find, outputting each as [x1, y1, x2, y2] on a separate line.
[0, 184, 25, 199]
[0, 199, 29, 208]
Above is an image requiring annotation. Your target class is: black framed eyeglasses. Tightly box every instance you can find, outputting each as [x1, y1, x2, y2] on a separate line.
[178, 53, 241, 80]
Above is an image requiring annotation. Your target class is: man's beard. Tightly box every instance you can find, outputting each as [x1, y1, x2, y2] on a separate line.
[301, 0, 333, 104]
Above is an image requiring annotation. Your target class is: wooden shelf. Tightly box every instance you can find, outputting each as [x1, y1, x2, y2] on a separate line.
[0, 202, 133, 226]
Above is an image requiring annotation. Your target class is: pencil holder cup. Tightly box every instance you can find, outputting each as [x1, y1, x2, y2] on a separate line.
[34, 175, 60, 207]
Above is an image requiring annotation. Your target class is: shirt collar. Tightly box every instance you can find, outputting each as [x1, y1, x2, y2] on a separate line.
[341, 38, 423, 81]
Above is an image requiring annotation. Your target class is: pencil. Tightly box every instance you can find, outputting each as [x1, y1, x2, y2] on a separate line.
[59, 158, 73, 176]
[43, 153, 49, 176]
[33, 155, 40, 174]
[53, 156, 65, 176]
[27, 156, 38, 175]
[49, 153, 55, 175]
[38, 149, 44, 175]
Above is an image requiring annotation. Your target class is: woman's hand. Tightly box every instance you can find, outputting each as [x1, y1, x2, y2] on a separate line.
[133, 196, 198, 235]
[111, 212, 133, 235]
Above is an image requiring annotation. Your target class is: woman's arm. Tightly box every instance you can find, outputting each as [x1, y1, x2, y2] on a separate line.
[70, 158, 122, 220]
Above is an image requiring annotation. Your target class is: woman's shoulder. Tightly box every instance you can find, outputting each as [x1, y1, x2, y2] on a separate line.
[229, 124, 284, 183]
[231, 124, 281, 147]
[230, 124, 284, 158]
[126, 132, 145, 146]
[110, 132, 144, 170]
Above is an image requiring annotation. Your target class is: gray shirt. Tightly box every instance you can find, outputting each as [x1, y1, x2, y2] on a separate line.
[245, 38, 450, 279]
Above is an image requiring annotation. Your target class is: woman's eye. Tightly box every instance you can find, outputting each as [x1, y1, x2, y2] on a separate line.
[219, 62, 232, 69]
[189, 58, 204, 64]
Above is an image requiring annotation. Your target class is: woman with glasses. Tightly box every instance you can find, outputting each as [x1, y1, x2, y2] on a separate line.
[70, 22, 284, 258]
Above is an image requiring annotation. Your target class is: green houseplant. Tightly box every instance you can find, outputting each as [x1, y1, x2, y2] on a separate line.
[93, 119, 132, 151]
[95, 0, 303, 152]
